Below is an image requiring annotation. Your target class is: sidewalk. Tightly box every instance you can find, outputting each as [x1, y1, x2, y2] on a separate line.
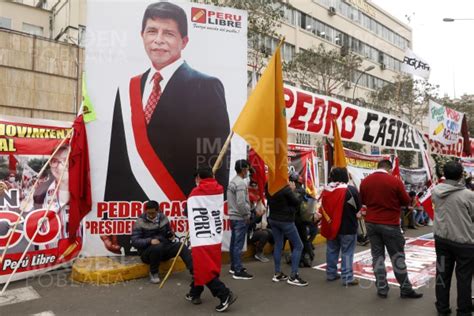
[0, 227, 459, 315]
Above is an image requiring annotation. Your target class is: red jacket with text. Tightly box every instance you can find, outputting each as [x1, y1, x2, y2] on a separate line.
[360, 170, 410, 226]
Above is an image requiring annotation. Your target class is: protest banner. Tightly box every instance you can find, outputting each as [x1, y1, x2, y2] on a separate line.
[84, 1, 247, 255]
[428, 100, 464, 145]
[288, 144, 319, 195]
[284, 85, 425, 151]
[344, 148, 389, 188]
[314, 235, 437, 289]
[0, 115, 80, 283]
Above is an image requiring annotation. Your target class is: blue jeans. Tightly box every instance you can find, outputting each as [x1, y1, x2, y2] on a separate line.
[229, 219, 248, 273]
[268, 218, 303, 276]
[415, 210, 428, 224]
[326, 234, 357, 284]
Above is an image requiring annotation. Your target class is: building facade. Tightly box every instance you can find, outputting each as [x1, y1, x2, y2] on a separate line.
[272, 0, 412, 104]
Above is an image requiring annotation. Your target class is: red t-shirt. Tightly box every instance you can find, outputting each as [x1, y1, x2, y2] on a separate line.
[360, 170, 410, 226]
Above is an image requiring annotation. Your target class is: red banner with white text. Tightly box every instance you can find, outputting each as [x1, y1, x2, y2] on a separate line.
[0, 115, 80, 283]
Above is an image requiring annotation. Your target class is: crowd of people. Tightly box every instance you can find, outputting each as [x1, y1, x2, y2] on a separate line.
[130, 159, 473, 314]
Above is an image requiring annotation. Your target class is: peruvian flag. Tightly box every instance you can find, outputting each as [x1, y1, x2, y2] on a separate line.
[319, 182, 347, 240]
[187, 178, 224, 286]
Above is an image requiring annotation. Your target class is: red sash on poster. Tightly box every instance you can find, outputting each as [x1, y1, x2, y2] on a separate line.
[129, 75, 186, 201]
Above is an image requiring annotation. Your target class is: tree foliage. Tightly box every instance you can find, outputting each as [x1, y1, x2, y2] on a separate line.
[368, 75, 439, 168]
[368, 74, 438, 127]
[284, 44, 362, 96]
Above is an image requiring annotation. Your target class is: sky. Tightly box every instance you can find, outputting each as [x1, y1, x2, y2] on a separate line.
[371, 0, 474, 98]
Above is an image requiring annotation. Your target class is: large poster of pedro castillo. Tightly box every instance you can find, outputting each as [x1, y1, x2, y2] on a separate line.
[84, 1, 247, 255]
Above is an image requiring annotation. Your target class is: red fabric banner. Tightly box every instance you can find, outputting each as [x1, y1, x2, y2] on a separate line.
[320, 183, 347, 240]
[68, 115, 92, 241]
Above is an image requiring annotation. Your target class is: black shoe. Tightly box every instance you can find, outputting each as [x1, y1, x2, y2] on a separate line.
[377, 292, 388, 298]
[272, 272, 289, 282]
[232, 270, 253, 280]
[287, 274, 308, 287]
[185, 293, 202, 305]
[400, 291, 423, 299]
[215, 291, 237, 312]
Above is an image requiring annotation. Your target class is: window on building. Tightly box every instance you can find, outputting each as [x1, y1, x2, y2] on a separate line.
[0, 17, 11, 29]
[22, 23, 43, 36]
[282, 5, 296, 25]
[282, 43, 295, 62]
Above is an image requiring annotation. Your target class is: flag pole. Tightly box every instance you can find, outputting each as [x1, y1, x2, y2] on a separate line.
[160, 130, 234, 288]
[0, 128, 73, 266]
[160, 38, 287, 288]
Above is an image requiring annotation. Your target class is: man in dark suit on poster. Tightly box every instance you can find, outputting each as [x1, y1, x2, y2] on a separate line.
[102, 2, 231, 254]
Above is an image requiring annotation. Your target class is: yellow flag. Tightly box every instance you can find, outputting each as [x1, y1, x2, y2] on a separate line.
[332, 120, 347, 168]
[233, 45, 288, 195]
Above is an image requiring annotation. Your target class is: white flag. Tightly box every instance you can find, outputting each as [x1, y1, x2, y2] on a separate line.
[401, 48, 431, 80]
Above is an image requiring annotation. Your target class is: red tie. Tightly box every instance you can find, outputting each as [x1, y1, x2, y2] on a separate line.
[144, 72, 163, 124]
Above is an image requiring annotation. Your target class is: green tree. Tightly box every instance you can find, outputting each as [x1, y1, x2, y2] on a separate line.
[369, 74, 438, 127]
[284, 44, 362, 96]
[369, 74, 438, 167]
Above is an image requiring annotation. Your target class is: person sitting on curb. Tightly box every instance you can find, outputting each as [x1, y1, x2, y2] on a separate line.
[131, 200, 193, 284]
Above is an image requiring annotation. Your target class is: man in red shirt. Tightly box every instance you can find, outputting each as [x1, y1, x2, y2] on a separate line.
[360, 160, 423, 299]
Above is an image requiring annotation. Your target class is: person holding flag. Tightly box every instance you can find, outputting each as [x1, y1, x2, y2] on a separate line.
[186, 166, 236, 312]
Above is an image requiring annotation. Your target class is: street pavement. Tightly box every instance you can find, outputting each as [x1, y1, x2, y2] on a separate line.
[0, 227, 468, 315]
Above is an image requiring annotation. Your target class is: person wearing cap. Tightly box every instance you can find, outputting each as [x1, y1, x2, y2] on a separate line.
[131, 200, 193, 284]
[227, 159, 253, 280]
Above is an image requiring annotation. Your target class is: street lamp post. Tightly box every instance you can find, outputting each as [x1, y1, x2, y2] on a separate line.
[443, 17, 474, 22]
[352, 65, 376, 101]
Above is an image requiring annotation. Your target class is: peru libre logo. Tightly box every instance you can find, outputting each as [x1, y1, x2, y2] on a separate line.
[191, 7, 242, 28]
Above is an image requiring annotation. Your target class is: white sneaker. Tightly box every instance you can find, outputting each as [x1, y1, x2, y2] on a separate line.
[254, 252, 270, 263]
[149, 272, 160, 284]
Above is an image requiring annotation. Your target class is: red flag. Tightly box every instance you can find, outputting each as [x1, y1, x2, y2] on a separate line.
[392, 156, 401, 180]
[187, 178, 224, 286]
[248, 148, 266, 204]
[68, 115, 92, 241]
[319, 183, 347, 240]
[8, 154, 17, 173]
[419, 187, 434, 219]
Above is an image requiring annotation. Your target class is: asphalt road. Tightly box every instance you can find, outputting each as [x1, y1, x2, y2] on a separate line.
[1, 227, 470, 316]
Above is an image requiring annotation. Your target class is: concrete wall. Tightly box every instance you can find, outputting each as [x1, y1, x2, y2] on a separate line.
[0, 28, 82, 121]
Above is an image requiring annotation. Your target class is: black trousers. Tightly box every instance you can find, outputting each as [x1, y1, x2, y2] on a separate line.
[249, 229, 273, 253]
[366, 223, 413, 295]
[295, 221, 313, 260]
[435, 237, 474, 315]
[140, 242, 193, 274]
[189, 277, 230, 301]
